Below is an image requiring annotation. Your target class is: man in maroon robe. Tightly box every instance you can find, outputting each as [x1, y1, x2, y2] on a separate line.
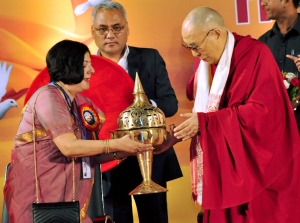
[174, 6, 300, 223]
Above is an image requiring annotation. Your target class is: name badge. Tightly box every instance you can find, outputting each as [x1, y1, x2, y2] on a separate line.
[82, 157, 91, 179]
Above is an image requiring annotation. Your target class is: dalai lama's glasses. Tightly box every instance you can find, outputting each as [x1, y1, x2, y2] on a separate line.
[182, 28, 215, 52]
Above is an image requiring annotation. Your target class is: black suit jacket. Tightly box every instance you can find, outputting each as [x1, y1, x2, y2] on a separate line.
[102, 46, 183, 197]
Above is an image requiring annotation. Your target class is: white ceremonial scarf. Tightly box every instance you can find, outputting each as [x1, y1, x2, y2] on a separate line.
[191, 30, 235, 205]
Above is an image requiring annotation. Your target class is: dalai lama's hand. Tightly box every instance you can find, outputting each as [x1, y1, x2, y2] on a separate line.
[174, 113, 199, 141]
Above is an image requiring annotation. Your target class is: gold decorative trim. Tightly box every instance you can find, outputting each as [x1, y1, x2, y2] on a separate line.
[14, 129, 48, 146]
[99, 113, 106, 124]
[80, 177, 94, 222]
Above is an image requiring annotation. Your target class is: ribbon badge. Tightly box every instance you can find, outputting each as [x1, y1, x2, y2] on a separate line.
[79, 103, 100, 132]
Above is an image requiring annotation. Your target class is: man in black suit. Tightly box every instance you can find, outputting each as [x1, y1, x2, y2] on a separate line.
[90, 2, 183, 223]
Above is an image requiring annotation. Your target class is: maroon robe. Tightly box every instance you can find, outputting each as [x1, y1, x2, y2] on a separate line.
[188, 33, 300, 222]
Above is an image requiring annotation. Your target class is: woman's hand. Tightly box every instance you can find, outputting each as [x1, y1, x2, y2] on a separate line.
[174, 113, 199, 141]
[110, 134, 153, 155]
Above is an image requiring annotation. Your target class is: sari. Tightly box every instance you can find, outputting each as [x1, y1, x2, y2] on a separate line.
[4, 85, 104, 223]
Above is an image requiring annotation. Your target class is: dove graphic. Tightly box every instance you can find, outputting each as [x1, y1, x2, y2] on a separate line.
[74, 0, 111, 16]
[0, 62, 18, 120]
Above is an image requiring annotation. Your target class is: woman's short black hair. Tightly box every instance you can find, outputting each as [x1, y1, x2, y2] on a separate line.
[46, 40, 90, 84]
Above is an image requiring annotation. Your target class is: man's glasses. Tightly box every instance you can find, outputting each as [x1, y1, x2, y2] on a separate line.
[94, 23, 127, 35]
[182, 28, 215, 51]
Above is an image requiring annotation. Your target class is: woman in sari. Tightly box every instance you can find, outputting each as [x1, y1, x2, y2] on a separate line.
[4, 40, 153, 223]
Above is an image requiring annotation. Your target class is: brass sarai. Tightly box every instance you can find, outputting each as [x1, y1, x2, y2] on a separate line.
[110, 73, 168, 195]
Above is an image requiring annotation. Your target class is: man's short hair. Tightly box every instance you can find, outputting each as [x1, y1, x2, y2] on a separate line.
[293, 0, 300, 8]
[46, 40, 90, 85]
[92, 1, 127, 22]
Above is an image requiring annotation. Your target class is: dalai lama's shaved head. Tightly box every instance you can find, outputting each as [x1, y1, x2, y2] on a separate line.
[183, 7, 225, 31]
[181, 7, 228, 64]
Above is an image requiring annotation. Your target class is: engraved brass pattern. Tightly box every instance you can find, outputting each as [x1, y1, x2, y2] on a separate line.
[111, 73, 168, 195]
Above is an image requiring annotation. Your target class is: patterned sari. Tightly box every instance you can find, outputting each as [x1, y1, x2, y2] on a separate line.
[4, 85, 104, 223]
